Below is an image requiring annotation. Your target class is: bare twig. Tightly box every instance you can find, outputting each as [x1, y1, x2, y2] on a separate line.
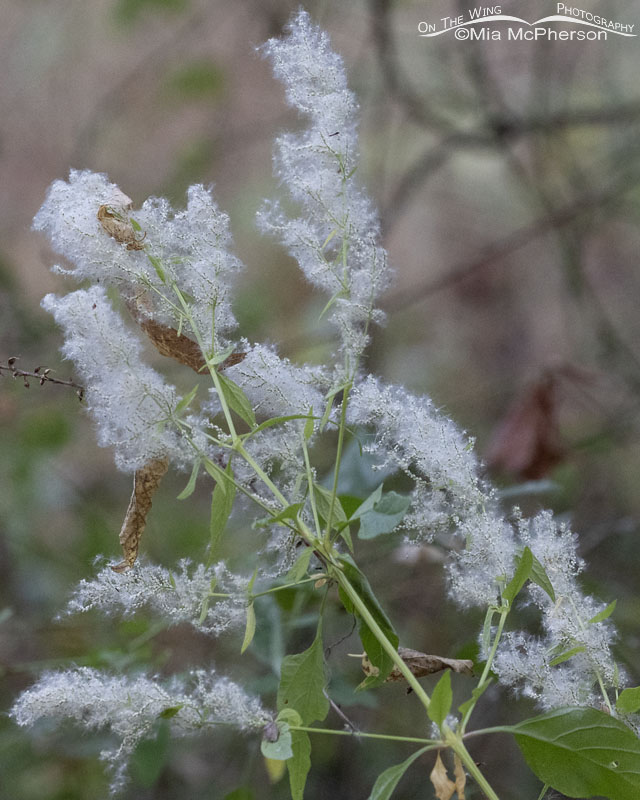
[0, 358, 84, 401]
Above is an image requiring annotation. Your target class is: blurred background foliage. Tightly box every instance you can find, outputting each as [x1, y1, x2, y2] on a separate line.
[2, 0, 640, 797]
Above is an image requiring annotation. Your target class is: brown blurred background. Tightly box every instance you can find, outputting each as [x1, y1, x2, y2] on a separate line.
[2, 1, 640, 798]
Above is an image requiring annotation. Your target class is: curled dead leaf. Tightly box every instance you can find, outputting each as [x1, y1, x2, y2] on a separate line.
[125, 299, 246, 375]
[139, 316, 207, 373]
[430, 751, 456, 800]
[111, 456, 169, 572]
[453, 753, 466, 799]
[360, 647, 474, 681]
[97, 204, 146, 251]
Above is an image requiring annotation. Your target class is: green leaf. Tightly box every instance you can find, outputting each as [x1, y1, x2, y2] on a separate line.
[482, 606, 497, 656]
[277, 622, 329, 725]
[337, 521, 354, 552]
[314, 484, 352, 548]
[286, 548, 313, 583]
[261, 722, 293, 761]
[530, 554, 556, 602]
[223, 789, 255, 800]
[588, 599, 617, 624]
[208, 460, 236, 563]
[243, 414, 311, 438]
[357, 491, 411, 540]
[130, 720, 171, 787]
[458, 679, 492, 717]
[304, 408, 315, 440]
[367, 746, 432, 800]
[314, 484, 348, 528]
[319, 383, 348, 432]
[617, 687, 640, 714]
[203, 458, 229, 495]
[177, 458, 201, 500]
[502, 546, 534, 604]
[511, 706, 640, 799]
[216, 372, 256, 428]
[549, 645, 586, 667]
[174, 384, 199, 417]
[158, 705, 183, 719]
[147, 253, 166, 283]
[318, 288, 349, 321]
[207, 344, 235, 366]
[278, 709, 311, 800]
[350, 484, 383, 519]
[338, 555, 399, 688]
[241, 603, 256, 654]
[255, 503, 304, 529]
[223, 788, 254, 800]
[427, 670, 452, 729]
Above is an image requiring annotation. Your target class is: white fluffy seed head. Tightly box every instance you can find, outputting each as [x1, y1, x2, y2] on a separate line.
[258, 9, 392, 368]
[42, 287, 190, 472]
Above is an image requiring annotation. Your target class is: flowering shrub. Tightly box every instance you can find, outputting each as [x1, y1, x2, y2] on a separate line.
[11, 10, 640, 799]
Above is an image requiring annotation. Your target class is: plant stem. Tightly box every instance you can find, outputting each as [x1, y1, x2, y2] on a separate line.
[172, 283, 239, 441]
[331, 567, 432, 708]
[324, 381, 352, 546]
[302, 436, 322, 537]
[289, 725, 439, 746]
[251, 576, 319, 599]
[335, 563, 501, 800]
[447, 734, 501, 800]
[460, 608, 508, 733]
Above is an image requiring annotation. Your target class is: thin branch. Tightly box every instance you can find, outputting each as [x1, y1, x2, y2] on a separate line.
[0, 358, 84, 401]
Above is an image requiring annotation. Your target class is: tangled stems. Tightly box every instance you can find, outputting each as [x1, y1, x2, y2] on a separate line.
[332, 562, 501, 800]
[172, 261, 502, 798]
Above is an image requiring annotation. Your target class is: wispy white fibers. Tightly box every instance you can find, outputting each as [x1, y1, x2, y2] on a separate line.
[11, 667, 269, 793]
[493, 512, 619, 710]
[258, 10, 391, 372]
[34, 170, 243, 349]
[42, 287, 190, 472]
[65, 559, 250, 636]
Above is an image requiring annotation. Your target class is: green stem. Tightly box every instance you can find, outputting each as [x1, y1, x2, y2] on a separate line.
[324, 381, 351, 546]
[251, 576, 320, 599]
[335, 564, 501, 800]
[302, 437, 322, 537]
[290, 725, 439, 746]
[448, 735, 501, 800]
[235, 443, 289, 508]
[172, 283, 238, 441]
[332, 567, 431, 709]
[460, 608, 508, 733]
[536, 783, 550, 800]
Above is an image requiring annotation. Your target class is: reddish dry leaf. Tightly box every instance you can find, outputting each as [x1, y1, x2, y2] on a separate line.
[361, 647, 473, 681]
[430, 752, 456, 800]
[125, 299, 246, 375]
[111, 456, 169, 572]
[138, 316, 207, 373]
[486, 375, 564, 479]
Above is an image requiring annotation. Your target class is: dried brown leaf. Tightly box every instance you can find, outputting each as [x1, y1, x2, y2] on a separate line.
[361, 647, 474, 681]
[430, 752, 456, 800]
[97, 204, 146, 251]
[453, 753, 466, 799]
[111, 456, 169, 572]
[486, 374, 564, 479]
[139, 317, 206, 372]
[125, 298, 246, 375]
